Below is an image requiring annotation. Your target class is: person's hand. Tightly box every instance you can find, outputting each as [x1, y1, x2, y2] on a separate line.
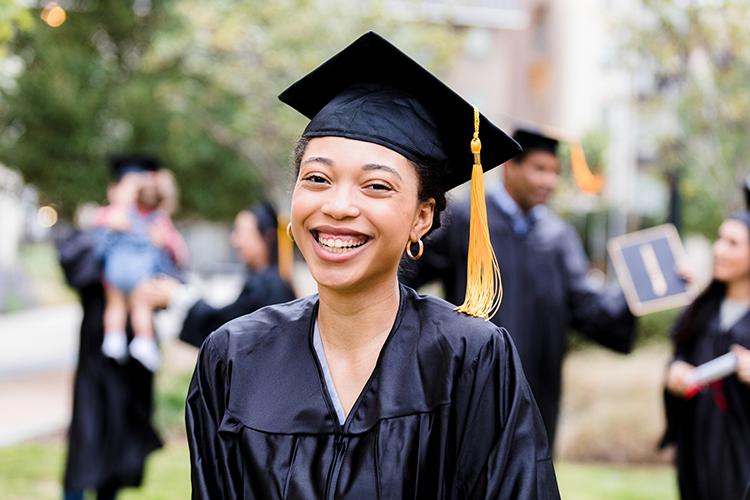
[674, 257, 697, 284]
[666, 360, 697, 397]
[148, 222, 168, 249]
[106, 206, 131, 232]
[731, 345, 750, 386]
[135, 276, 181, 309]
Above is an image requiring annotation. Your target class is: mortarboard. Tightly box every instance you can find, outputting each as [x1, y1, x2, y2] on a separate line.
[512, 129, 559, 156]
[279, 31, 518, 319]
[279, 31, 521, 191]
[108, 154, 160, 181]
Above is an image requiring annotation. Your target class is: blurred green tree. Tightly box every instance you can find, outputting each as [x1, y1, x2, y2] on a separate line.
[623, 0, 750, 237]
[0, 0, 462, 220]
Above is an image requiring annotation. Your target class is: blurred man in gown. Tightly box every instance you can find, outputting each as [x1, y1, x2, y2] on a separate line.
[400, 129, 636, 447]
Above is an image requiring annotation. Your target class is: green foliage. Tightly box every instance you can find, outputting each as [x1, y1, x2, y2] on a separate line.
[559, 128, 611, 177]
[0, 1, 462, 220]
[635, 307, 680, 346]
[0, 0, 33, 54]
[622, 0, 750, 234]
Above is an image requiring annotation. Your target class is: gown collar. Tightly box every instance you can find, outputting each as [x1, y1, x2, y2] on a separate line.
[490, 182, 547, 236]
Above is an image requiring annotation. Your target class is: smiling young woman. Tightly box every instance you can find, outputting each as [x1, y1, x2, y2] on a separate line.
[185, 32, 560, 500]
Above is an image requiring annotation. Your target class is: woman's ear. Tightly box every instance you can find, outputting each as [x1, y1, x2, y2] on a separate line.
[411, 198, 436, 241]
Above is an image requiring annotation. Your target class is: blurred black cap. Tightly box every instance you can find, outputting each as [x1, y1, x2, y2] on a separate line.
[108, 154, 160, 181]
[278, 31, 521, 190]
[512, 129, 559, 156]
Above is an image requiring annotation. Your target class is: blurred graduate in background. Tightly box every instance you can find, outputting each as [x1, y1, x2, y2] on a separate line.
[141, 200, 295, 348]
[663, 183, 750, 500]
[400, 129, 637, 448]
[57, 155, 164, 500]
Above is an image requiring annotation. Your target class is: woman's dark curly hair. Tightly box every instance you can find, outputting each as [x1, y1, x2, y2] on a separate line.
[291, 136, 448, 236]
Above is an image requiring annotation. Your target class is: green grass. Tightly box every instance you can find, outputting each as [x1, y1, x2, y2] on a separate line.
[0, 443, 65, 499]
[0, 441, 679, 499]
[0, 441, 191, 499]
[556, 462, 679, 500]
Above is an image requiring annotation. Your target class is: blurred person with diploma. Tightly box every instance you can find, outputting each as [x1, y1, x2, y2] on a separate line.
[663, 209, 750, 500]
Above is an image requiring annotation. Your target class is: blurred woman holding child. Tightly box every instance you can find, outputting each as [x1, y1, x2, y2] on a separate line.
[663, 202, 750, 500]
[58, 155, 169, 500]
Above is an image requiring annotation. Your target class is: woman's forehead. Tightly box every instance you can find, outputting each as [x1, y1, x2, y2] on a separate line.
[302, 136, 412, 172]
[721, 219, 750, 237]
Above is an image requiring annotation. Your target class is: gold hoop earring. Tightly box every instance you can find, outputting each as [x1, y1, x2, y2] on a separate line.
[286, 222, 295, 243]
[406, 239, 424, 260]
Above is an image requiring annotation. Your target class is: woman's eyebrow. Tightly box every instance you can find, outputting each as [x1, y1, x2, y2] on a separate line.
[363, 163, 402, 180]
[301, 156, 333, 166]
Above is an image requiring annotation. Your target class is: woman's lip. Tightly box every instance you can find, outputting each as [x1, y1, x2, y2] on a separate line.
[313, 225, 368, 237]
[309, 230, 370, 262]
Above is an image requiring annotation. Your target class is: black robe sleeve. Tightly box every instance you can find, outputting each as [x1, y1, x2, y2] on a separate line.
[561, 224, 636, 353]
[451, 331, 559, 499]
[186, 336, 231, 499]
[179, 268, 294, 348]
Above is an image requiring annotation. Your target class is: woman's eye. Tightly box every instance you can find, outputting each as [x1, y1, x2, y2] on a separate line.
[303, 175, 327, 183]
[367, 182, 392, 192]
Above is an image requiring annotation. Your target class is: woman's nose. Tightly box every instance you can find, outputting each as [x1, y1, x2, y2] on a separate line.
[321, 186, 360, 220]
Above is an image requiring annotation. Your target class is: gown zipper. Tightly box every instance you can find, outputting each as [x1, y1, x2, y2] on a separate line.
[325, 434, 348, 500]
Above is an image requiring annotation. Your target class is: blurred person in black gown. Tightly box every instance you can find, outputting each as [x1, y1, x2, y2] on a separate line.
[663, 210, 750, 500]
[56, 155, 164, 500]
[141, 201, 295, 348]
[400, 129, 636, 448]
[185, 32, 560, 499]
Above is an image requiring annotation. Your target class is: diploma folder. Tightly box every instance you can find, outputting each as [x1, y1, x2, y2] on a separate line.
[607, 224, 698, 316]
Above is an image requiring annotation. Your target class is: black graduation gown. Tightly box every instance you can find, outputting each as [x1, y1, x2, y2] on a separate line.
[178, 266, 295, 348]
[57, 229, 162, 492]
[186, 285, 560, 499]
[662, 311, 750, 500]
[400, 199, 636, 446]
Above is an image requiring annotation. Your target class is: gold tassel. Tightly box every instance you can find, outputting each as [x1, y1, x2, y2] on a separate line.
[570, 142, 603, 194]
[454, 106, 503, 320]
[277, 214, 294, 284]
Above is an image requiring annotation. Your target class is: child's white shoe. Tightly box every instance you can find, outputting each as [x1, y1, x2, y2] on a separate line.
[101, 331, 128, 364]
[129, 337, 162, 372]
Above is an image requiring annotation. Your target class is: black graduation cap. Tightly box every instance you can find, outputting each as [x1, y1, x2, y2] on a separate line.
[108, 154, 160, 181]
[278, 31, 521, 191]
[512, 129, 559, 156]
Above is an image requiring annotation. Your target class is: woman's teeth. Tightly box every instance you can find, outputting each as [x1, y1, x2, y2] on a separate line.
[318, 236, 366, 253]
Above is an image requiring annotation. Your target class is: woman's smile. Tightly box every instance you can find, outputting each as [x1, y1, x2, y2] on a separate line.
[313, 227, 370, 254]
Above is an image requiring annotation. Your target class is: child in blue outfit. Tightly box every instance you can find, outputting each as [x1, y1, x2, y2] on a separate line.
[96, 170, 187, 371]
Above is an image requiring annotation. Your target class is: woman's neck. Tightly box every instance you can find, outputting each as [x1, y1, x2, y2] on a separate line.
[725, 278, 750, 301]
[316, 276, 401, 354]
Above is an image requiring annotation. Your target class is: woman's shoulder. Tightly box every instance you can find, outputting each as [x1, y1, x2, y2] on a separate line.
[402, 285, 511, 357]
[206, 294, 317, 355]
